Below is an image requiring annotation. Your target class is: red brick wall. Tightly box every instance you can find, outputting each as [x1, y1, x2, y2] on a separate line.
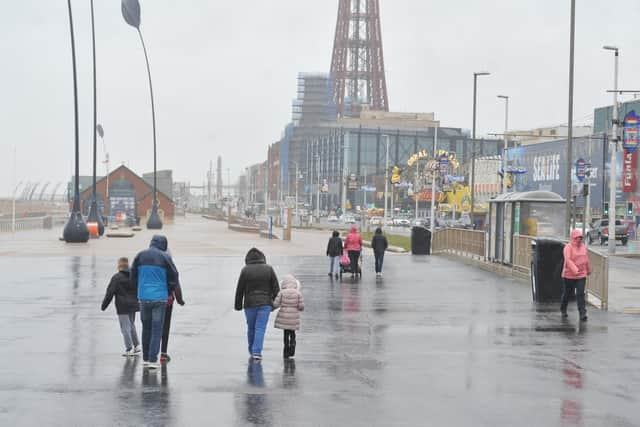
[79, 165, 174, 220]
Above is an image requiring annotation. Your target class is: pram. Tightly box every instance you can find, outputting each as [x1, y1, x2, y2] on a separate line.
[339, 253, 362, 278]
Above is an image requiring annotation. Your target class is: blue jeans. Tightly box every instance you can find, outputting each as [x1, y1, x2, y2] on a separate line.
[374, 252, 384, 273]
[329, 256, 340, 275]
[140, 301, 167, 362]
[244, 305, 271, 356]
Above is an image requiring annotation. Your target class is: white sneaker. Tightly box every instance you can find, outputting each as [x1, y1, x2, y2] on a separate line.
[122, 349, 134, 357]
[146, 362, 161, 369]
[133, 345, 141, 355]
[142, 360, 150, 367]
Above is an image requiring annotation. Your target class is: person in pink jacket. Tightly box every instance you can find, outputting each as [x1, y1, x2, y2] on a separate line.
[561, 229, 591, 321]
[273, 275, 304, 359]
[344, 226, 363, 278]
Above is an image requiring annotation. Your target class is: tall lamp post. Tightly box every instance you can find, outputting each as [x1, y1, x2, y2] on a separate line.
[497, 95, 509, 194]
[87, 0, 105, 236]
[122, 0, 162, 229]
[603, 45, 619, 255]
[565, 0, 576, 237]
[471, 71, 490, 219]
[97, 124, 109, 220]
[63, 0, 89, 243]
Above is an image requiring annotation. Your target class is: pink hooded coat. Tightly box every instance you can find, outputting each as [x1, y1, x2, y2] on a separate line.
[344, 226, 363, 251]
[562, 229, 591, 279]
[273, 275, 304, 330]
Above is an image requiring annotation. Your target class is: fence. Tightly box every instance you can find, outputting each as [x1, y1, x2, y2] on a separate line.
[0, 216, 64, 233]
[431, 228, 486, 260]
[432, 230, 609, 310]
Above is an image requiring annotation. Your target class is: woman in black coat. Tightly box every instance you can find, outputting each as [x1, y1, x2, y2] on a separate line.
[371, 228, 388, 277]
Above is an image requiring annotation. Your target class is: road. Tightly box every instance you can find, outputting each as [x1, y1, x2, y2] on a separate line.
[0, 216, 639, 426]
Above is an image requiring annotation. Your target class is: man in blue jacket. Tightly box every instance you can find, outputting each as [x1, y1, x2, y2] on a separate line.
[131, 235, 179, 369]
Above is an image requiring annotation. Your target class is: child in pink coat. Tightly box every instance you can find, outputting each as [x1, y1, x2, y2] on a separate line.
[273, 274, 304, 359]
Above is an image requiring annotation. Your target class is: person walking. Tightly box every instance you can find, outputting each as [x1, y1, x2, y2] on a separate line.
[343, 226, 363, 278]
[101, 257, 140, 356]
[273, 274, 304, 359]
[235, 248, 280, 361]
[371, 228, 388, 277]
[131, 235, 179, 370]
[159, 248, 185, 364]
[561, 229, 591, 322]
[326, 230, 343, 279]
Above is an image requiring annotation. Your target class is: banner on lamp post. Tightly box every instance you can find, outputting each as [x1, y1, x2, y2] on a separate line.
[623, 110, 639, 153]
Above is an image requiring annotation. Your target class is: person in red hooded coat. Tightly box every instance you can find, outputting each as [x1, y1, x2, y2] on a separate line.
[343, 226, 363, 278]
[561, 229, 591, 321]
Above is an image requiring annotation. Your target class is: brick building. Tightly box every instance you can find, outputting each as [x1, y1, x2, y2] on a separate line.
[78, 165, 174, 222]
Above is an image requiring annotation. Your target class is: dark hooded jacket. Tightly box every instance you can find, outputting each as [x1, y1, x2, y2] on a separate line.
[326, 231, 344, 257]
[131, 235, 179, 302]
[371, 228, 388, 255]
[235, 248, 280, 310]
[101, 269, 139, 314]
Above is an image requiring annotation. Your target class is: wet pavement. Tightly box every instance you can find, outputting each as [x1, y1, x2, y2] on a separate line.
[1, 220, 640, 426]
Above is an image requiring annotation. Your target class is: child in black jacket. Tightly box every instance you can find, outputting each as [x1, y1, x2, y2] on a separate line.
[101, 257, 140, 356]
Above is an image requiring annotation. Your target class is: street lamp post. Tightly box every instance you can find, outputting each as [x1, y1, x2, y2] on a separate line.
[497, 95, 509, 194]
[122, 0, 162, 229]
[383, 134, 390, 228]
[604, 45, 619, 255]
[565, 0, 576, 237]
[430, 125, 439, 241]
[63, 0, 89, 243]
[87, 0, 105, 237]
[96, 124, 109, 220]
[471, 71, 490, 220]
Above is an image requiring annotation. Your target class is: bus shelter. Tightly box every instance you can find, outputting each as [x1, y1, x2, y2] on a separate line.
[488, 191, 566, 265]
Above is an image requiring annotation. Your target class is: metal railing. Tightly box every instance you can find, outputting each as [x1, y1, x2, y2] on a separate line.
[0, 216, 64, 233]
[432, 228, 486, 260]
[512, 234, 534, 274]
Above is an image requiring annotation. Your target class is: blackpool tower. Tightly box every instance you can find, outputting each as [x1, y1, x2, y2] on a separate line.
[330, 0, 389, 117]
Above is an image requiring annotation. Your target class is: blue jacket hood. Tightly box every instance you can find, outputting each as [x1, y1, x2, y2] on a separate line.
[150, 235, 168, 251]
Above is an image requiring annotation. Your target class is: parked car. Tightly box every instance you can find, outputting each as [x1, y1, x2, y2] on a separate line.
[411, 218, 430, 228]
[342, 214, 356, 224]
[587, 219, 628, 245]
[369, 216, 383, 226]
[393, 217, 411, 227]
[327, 215, 339, 223]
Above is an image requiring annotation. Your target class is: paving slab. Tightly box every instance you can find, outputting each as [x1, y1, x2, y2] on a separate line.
[1, 219, 639, 426]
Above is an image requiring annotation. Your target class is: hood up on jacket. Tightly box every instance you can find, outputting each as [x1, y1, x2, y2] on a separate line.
[570, 229, 584, 248]
[281, 274, 300, 290]
[349, 226, 358, 234]
[375, 227, 383, 235]
[332, 230, 340, 238]
[245, 247, 266, 265]
[150, 235, 168, 251]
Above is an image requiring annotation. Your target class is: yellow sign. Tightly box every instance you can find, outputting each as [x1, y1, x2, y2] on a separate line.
[391, 166, 401, 184]
[407, 150, 429, 167]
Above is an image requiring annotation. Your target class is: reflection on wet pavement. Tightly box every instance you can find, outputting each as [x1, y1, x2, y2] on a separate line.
[0, 254, 638, 426]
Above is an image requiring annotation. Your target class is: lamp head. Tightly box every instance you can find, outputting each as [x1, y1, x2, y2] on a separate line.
[474, 71, 491, 77]
[603, 45, 619, 52]
[497, 95, 509, 100]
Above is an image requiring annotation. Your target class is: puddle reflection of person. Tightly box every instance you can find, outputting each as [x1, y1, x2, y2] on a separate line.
[141, 365, 171, 426]
[245, 360, 270, 425]
[282, 359, 297, 389]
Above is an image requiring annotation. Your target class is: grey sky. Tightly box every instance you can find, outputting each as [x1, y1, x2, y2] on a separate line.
[1, 0, 639, 197]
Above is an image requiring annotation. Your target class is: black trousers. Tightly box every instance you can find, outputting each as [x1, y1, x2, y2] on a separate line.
[348, 250, 360, 274]
[561, 278, 586, 316]
[283, 330, 296, 357]
[161, 303, 173, 354]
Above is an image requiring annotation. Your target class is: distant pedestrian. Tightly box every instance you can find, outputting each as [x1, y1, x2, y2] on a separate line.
[101, 257, 140, 356]
[343, 226, 363, 278]
[235, 248, 280, 361]
[273, 274, 304, 359]
[326, 230, 343, 279]
[160, 248, 185, 364]
[131, 235, 179, 370]
[561, 229, 591, 322]
[371, 228, 388, 277]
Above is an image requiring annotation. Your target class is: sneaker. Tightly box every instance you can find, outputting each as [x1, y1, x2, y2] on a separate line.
[146, 361, 161, 369]
[252, 354, 262, 361]
[142, 360, 150, 367]
[580, 315, 588, 322]
[122, 348, 133, 357]
[160, 353, 171, 363]
[133, 345, 141, 355]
